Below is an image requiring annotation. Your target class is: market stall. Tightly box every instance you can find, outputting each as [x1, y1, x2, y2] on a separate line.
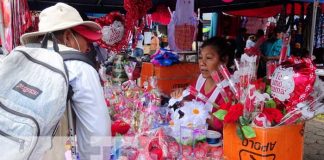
[0, 0, 323, 160]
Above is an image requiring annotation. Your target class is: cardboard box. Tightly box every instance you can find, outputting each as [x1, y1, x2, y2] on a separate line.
[140, 62, 200, 95]
[223, 123, 304, 160]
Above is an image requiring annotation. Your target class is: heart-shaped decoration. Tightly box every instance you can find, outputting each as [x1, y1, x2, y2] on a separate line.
[271, 57, 316, 110]
[102, 21, 124, 45]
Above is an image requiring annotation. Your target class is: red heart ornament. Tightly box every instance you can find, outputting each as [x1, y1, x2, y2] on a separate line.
[111, 120, 130, 136]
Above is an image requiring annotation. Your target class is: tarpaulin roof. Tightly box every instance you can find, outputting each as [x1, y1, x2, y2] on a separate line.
[27, 0, 323, 16]
[226, 2, 324, 18]
[28, 0, 285, 13]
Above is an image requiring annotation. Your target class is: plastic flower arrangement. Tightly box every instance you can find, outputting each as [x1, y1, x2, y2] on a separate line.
[169, 100, 209, 145]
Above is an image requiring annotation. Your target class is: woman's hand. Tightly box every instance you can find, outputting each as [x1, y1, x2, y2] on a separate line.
[207, 112, 217, 130]
[170, 88, 184, 98]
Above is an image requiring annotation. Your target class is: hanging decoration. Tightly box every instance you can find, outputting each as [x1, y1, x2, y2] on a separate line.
[124, 0, 152, 49]
[95, 11, 129, 52]
[124, 0, 152, 20]
[271, 56, 316, 111]
[151, 4, 171, 25]
[168, 0, 198, 51]
[96, 1, 152, 53]
[1, 0, 32, 52]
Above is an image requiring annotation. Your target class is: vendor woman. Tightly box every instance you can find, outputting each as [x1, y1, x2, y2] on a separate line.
[171, 36, 235, 132]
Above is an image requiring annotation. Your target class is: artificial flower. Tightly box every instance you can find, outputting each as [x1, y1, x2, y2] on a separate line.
[262, 108, 284, 124]
[224, 103, 244, 123]
[219, 102, 232, 110]
[111, 120, 130, 136]
[181, 100, 209, 127]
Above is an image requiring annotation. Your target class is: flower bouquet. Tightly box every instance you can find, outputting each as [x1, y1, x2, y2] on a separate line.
[212, 53, 324, 140]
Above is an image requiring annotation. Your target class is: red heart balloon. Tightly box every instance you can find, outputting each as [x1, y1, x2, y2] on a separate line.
[271, 57, 316, 111]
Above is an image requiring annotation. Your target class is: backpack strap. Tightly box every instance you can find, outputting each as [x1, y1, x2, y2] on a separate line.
[61, 51, 95, 160]
[61, 51, 96, 69]
[41, 32, 60, 53]
[61, 50, 97, 100]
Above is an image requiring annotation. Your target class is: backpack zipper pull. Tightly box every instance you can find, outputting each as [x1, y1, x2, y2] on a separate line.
[19, 139, 25, 152]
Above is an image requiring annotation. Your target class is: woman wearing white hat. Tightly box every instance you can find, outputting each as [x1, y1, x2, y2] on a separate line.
[21, 3, 111, 160]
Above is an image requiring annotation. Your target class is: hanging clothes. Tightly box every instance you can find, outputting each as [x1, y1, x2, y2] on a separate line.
[168, 0, 198, 51]
[294, 3, 305, 47]
[277, 4, 287, 32]
[302, 3, 323, 50]
[12, 0, 33, 47]
[314, 9, 324, 48]
[1, 0, 13, 52]
[1, 0, 32, 52]
[303, 3, 313, 50]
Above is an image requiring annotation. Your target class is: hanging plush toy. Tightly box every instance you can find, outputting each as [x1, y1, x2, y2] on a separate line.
[168, 0, 198, 51]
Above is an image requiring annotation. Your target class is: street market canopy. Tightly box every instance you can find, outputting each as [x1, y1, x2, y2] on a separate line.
[28, 0, 291, 14]
[227, 2, 324, 18]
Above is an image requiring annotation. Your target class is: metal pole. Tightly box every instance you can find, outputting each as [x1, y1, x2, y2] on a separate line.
[309, 0, 318, 56]
[0, 1, 9, 55]
[196, 8, 202, 62]
[67, 100, 77, 160]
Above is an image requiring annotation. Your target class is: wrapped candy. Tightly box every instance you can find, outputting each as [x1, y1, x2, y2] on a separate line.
[147, 129, 180, 160]
[168, 141, 180, 159]
[187, 86, 217, 109]
[211, 71, 229, 103]
[266, 61, 279, 80]
[124, 62, 137, 80]
[209, 147, 223, 159]
[252, 113, 271, 127]
[193, 147, 207, 159]
[118, 146, 139, 160]
[182, 145, 193, 158]
[278, 94, 324, 126]
[219, 64, 239, 100]
[193, 142, 209, 158]
[105, 76, 162, 136]
[279, 33, 290, 64]
[148, 76, 161, 106]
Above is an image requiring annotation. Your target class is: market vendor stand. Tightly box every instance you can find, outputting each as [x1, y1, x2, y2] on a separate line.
[0, 1, 323, 160]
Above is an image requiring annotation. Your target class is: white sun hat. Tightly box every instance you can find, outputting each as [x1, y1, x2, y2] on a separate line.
[20, 2, 101, 45]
